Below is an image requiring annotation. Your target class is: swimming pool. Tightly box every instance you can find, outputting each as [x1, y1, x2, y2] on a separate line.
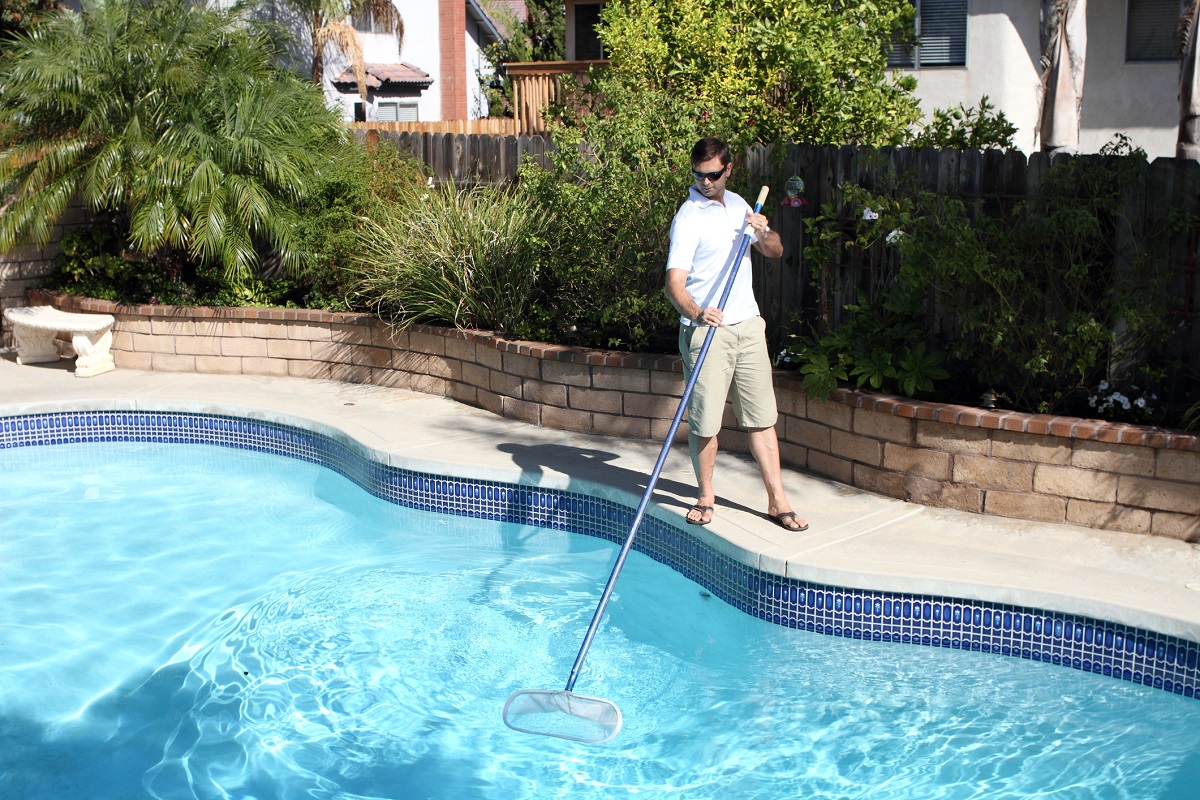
[2, 410, 1199, 798]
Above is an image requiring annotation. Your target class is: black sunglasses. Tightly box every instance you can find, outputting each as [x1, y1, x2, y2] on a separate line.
[692, 167, 726, 182]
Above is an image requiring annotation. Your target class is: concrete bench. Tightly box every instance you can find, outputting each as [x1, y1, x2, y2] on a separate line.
[3, 305, 116, 377]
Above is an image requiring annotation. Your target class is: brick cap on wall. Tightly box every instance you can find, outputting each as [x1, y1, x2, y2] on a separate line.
[30, 290, 1200, 453]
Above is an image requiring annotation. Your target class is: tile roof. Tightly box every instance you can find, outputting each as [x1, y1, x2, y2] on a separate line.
[489, 0, 529, 27]
[333, 62, 434, 89]
[496, 0, 528, 19]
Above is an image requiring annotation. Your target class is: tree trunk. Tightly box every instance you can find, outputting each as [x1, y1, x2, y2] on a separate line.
[1038, 0, 1087, 153]
[310, 12, 325, 87]
[1180, 1, 1200, 160]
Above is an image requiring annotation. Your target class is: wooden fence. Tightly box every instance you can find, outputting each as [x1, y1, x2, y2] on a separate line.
[369, 131, 1200, 387]
[352, 129, 555, 184]
[746, 144, 1200, 379]
[352, 119, 522, 136]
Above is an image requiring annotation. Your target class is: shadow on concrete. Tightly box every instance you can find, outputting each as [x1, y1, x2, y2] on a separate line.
[495, 441, 761, 519]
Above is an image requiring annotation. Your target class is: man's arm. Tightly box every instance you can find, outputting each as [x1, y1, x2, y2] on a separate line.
[752, 229, 784, 259]
[666, 207, 725, 326]
[666, 268, 723, 327]
[746, 212, 784, 259]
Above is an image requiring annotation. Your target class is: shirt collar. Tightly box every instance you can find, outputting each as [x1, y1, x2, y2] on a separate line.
[687, 185, 724, 208]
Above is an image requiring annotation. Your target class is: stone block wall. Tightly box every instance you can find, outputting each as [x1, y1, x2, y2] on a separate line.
[28, 290, 1200, 542]
[1, 244, 56, 349]
[0, 204, 92, 348]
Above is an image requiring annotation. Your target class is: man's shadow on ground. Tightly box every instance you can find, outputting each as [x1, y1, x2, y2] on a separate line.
[496, 441, 760, 519]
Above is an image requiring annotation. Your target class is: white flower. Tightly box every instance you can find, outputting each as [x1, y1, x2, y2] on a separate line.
[886, 229, 905, 244]
[1134, 397, 1146, 409]
[1098, 380, 1109, 391]
[862, 208, 879, 221]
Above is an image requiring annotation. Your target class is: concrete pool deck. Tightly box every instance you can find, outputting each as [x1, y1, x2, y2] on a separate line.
[4, 353, 1200, 643]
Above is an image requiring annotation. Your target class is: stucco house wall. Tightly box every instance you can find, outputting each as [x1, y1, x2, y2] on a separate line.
[255, 0, 498, 123]
[1076, 0, 1178, 157]
[895, 0, 1179, 157]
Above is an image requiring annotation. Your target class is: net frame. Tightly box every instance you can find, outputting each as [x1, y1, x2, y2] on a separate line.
[502, 689, 623, 744]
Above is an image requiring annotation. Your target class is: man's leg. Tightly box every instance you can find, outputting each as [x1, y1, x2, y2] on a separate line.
[686, 432, 718, 524]
[679, 322, 731, 525]
[747, 425, 807, 530]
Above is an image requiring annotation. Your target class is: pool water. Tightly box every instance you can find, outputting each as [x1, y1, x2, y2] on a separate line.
[2, 441, 1199, 799]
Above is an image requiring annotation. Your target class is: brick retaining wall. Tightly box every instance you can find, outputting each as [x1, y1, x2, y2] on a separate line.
[26, 290, 1200, 542]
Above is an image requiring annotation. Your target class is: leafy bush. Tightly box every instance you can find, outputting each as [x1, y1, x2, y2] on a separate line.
[596, 0, 921, 146]
[350, 179, 552, 334]
[515, 84, 699, 350]
[292, 141, 428, 311]
[48, 220, 306, 307]
[779, 285, 949, 399]
[909, 97, 1018, 151]
[783, 137, 1185, 421]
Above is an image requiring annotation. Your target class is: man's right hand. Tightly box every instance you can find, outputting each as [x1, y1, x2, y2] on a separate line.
[695, 306, 723, 326]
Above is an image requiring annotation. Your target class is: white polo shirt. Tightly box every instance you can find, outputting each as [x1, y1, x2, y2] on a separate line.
[666, 186, 760, 327]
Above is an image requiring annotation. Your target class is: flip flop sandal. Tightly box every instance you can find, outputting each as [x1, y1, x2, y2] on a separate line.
[686, 504, 713, 525]
[768, 511, 809, 532]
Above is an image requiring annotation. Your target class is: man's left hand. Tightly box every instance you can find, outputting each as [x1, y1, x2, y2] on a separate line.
[746, 212, 769, 237]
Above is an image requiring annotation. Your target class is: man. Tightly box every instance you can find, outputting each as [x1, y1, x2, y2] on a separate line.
[664, 137, 808, 531]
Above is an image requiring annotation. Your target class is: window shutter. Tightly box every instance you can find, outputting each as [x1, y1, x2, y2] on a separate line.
[885, 0, 965, 69]
[397, 104, 419, 122]
[1127, 0, 1181, 62]
[888, 42, 916, 68]
[918, 0, 968, 67]
[377, 102, 399, 122]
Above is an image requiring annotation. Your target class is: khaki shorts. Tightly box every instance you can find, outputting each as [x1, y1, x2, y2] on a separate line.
[678, 315, 778, 438]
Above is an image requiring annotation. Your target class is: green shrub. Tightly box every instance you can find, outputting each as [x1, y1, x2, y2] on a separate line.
[293, 142, 428, 311]
[48, 220, 306, 307]
[783, 137, 1185, 421]
[909, 97, 1018, 151]
[516, 70, 729, 351]
[780, 285, 948, 400]
[0, 0, 344, 287]
[350, 179, 552, 334]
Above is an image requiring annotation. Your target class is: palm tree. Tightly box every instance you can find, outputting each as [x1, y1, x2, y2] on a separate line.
[0, 0, 345, 281]
[282, 0, 403, 100]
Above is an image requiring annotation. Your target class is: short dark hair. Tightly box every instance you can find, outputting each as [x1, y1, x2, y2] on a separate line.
[691, 137, 731, 168]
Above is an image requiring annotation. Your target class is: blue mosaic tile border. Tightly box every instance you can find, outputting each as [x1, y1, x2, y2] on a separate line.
[4, 409, 1199, 700]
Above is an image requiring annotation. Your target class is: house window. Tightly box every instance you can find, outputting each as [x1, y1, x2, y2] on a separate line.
[888, 0, 968, 68]
[1126, 0, 1181, 62]
[575, 3, 604, 60]
[377, 101, 418, 122]
[352, 7, 382, 34]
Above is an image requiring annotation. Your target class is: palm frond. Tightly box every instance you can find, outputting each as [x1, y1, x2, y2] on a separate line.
[360, 0, 403, 47]
[317, 20, 368, 98]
